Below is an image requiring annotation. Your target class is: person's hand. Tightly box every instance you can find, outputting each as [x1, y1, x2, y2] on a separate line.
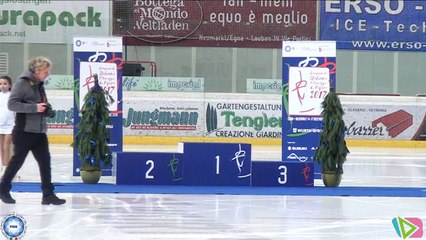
[37, 103, 47, 113]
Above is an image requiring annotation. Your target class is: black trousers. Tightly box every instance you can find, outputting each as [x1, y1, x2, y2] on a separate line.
[0, 131, 54, 196]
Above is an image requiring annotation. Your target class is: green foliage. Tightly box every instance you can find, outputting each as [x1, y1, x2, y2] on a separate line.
[75, 74, 112, 172]
[313, 89, 350, 174]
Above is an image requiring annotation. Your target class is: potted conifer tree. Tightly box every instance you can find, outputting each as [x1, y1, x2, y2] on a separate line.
[75, 74, 112, 184]
[313, 88, 350, 187]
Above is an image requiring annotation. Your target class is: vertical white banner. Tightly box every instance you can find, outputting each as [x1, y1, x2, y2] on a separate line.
[288, 67, 330, 116]
[79, 62, 118, 112]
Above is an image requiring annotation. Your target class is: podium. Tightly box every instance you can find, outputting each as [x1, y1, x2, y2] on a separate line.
[251, 161, 314, 187]
[115, 142, 314, 187]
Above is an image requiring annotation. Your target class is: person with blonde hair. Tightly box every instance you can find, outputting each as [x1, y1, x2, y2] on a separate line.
[0, 75, 14, 178]
[0, 56, 66, 205]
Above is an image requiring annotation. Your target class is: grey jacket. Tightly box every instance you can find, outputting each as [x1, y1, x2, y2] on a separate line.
[8, 70, 48, 133]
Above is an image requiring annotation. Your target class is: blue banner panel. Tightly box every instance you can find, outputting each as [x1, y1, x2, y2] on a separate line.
[282, 41, 336, 184]
[320, 0, 426, 51]
[251, 161, 314, 187]
[116, 152, 184, 185]
[73, 37, 123, 176]
[182, 142, 251, 186]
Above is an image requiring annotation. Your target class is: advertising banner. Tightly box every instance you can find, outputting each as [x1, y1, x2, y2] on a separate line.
[246, 78, 282, 94]
[114, 0, 317, 48]
[122, 76, 204, 92]
[343, 104, 425, 140]
[320, 0, 426, 51]
[47, 96, 73, 134]
[73, 37, 123, 176]
[288, 67, 329, 116]
[203, 100, 282, 139]
[46, 91, 426, 141]
[45, 75, 205, 92]
[123, 99, 204, 136]
[0, 1, 109, 43]
[79, 62, 119, 112]
[45, 75, 74, 90]
[282, 41, 336, 169]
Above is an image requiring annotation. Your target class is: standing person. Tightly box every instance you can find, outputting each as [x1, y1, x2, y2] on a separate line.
[0, 56, 66, 205]
[0, 76, 14, 178]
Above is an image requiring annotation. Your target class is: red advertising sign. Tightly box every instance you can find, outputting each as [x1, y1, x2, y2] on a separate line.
[113, 0, 317, 48]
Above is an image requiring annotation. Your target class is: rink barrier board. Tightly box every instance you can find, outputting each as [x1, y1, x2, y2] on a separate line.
[48, 135, 426, 148]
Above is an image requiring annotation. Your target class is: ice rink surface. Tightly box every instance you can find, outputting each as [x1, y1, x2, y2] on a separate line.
[1, 144, 425, 240]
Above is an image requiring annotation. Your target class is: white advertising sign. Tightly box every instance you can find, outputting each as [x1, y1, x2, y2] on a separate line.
[123, 99, 204, 136]
[73, 37, 123, 53]
[0, 1, 110, 43]
[282, 41, 336, 57]
[79, 62, 118, 112]
[47, 95, 73, 135]
[343, 104, 423, 140]
[288, 67, 330, 116]
[204, 101, 283, 139]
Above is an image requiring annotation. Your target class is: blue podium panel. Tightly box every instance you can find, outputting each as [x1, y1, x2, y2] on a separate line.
[181, 142, 252, 186]
[251, 161, 314, 187]
[314, 162, 322, 179]
[116, 152, 184, 185]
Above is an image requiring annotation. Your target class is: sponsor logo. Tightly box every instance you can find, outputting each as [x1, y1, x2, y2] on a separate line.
[392, 217, 423, 239]
[232, 144, 251, 179]
[123, 107, 199, 130]
[287, 146, 307, 151]
[1, 213, 27, 240]
[206, 103, 219, 133]
[287, 153, 308, 162]
[168, 153, 183, 181]
[347, 109, 413, 138]
[131, 0, 203, 43]
[302, 162, 313, 186]
[0, 7, 102, 31]
[284, 45, 292, 52]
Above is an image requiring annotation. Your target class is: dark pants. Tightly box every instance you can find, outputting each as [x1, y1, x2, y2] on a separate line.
[0, 131, 54, 196]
